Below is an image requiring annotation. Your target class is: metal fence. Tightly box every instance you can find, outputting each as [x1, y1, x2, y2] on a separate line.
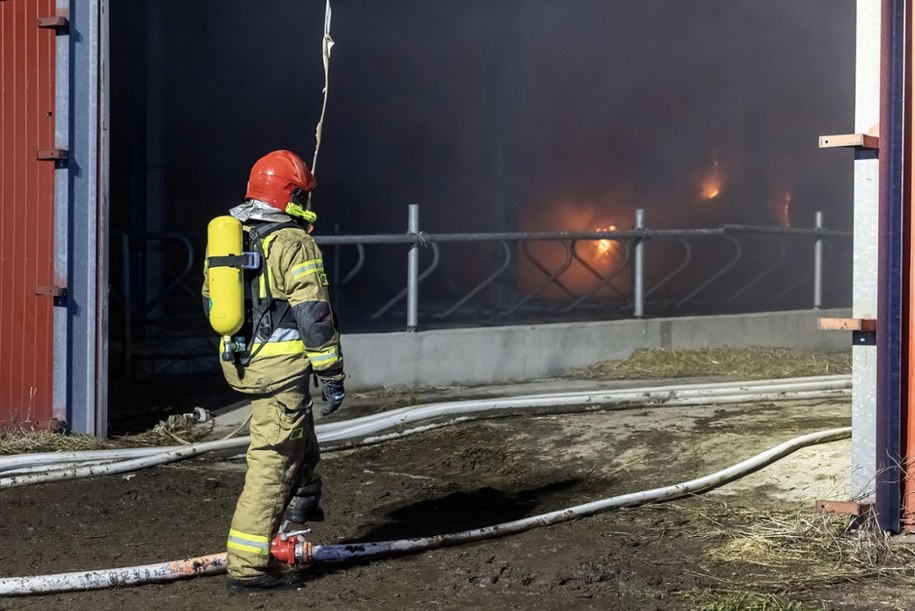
[108, 206, 851, 377]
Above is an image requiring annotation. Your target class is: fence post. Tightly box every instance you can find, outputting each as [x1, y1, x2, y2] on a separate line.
[633, 208, 645, 318]
[407, 204, 420, 331]
[814, 210, 823, 310]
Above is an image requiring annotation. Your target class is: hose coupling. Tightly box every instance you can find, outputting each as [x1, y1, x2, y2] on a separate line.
[270, 532, 314, 566]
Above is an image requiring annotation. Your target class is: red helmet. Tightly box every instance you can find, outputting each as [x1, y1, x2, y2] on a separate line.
[245, 150, 317, 213]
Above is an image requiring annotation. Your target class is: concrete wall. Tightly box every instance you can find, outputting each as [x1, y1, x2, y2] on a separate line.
[342, 308, 852, 390]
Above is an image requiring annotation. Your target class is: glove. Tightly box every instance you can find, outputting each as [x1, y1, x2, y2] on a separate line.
[319, 378, 345, 416]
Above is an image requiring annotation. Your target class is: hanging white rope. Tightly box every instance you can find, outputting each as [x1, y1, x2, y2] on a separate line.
[308, 0, 334, 210]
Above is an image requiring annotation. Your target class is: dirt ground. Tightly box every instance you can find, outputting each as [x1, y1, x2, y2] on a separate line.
[2, 376, 913, 611]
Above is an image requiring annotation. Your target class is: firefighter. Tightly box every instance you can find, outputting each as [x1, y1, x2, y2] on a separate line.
[202, 150, 345, 591]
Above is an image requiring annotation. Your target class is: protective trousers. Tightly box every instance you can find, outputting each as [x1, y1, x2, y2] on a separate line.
[226, 375, 321, 579]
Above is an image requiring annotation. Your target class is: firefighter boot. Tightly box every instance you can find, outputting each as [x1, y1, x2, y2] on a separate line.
[283, 480, 324, 527]
[226, 571, 307, 594]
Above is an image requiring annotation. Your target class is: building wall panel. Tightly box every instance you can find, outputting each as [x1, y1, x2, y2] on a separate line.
[0, 0, 57, 427]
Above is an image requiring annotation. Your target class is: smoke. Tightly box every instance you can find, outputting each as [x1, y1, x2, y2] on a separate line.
[510, 0, 855, 231]
[108, 0, 856, 320]
[110, 0, 854, 232]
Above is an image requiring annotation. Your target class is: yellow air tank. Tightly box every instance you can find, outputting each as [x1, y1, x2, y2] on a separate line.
[206, 216, 245, 339]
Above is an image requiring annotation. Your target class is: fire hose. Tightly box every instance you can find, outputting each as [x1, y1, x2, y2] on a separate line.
[0, 426, 851, 595]
[0, 376, 851, 594]
[0, 375, 850, 486]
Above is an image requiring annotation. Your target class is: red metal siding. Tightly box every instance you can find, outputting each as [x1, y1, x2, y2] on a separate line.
[0, 0, 57, 427]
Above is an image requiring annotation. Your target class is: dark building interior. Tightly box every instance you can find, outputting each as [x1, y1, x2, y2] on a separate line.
[105, 1, 856, 430]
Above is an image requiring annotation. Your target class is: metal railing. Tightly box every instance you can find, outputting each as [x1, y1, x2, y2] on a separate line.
[109, 231, 202, 377]
[316, 205, 850, 329]
[108, 206, 851, 376]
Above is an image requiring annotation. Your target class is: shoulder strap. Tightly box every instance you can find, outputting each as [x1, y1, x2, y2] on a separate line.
[245, 220, 303, 299]
[239, 221, 302, 366]
[247, 221, 303, 247]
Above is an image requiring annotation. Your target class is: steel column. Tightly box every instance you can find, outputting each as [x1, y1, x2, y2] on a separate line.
[876, 0, 907, 533]
[814, 211, 824, 310]
[52, 0, 70, 428]
[633, 209, 645, 318]
[851, 0, 881, 507]
[66, 0, 108, 435]
[406, 204, 419, 331]
[905, 0, 915, 528]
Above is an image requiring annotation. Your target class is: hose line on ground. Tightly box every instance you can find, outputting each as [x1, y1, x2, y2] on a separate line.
[0, 427, 851, 595]
[0, 375, 850, 486]
[311, 427, 852, 562]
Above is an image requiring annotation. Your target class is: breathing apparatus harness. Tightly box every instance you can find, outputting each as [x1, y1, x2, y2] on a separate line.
[217, 219, 309, 365]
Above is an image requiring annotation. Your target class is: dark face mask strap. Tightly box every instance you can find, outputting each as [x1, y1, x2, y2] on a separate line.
[289, 187, 309, 208]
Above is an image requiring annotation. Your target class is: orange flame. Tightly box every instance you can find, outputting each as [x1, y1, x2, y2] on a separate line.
[594, 225, 621, 261]
[519, 199, 631, 297]
[700, 159, 722, 201]
[702, 182, 720, 200]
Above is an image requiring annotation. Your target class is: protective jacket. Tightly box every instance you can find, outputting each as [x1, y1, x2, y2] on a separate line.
[203, 221, 344, 392]
[203, 215, 341, 580]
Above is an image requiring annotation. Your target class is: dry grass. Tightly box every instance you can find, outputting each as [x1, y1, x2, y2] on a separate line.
[0, 429, 122, 454]
[0, 414, 217, 455]
[684, 590, 826, 611]
[708, 509, 915, 588]
[567, 347, 851, 381]
[126, 413, 217, 446]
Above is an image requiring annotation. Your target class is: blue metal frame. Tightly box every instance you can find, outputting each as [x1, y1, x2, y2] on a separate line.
[876, 0, 906, 534]
[62, 0, 108, 435]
